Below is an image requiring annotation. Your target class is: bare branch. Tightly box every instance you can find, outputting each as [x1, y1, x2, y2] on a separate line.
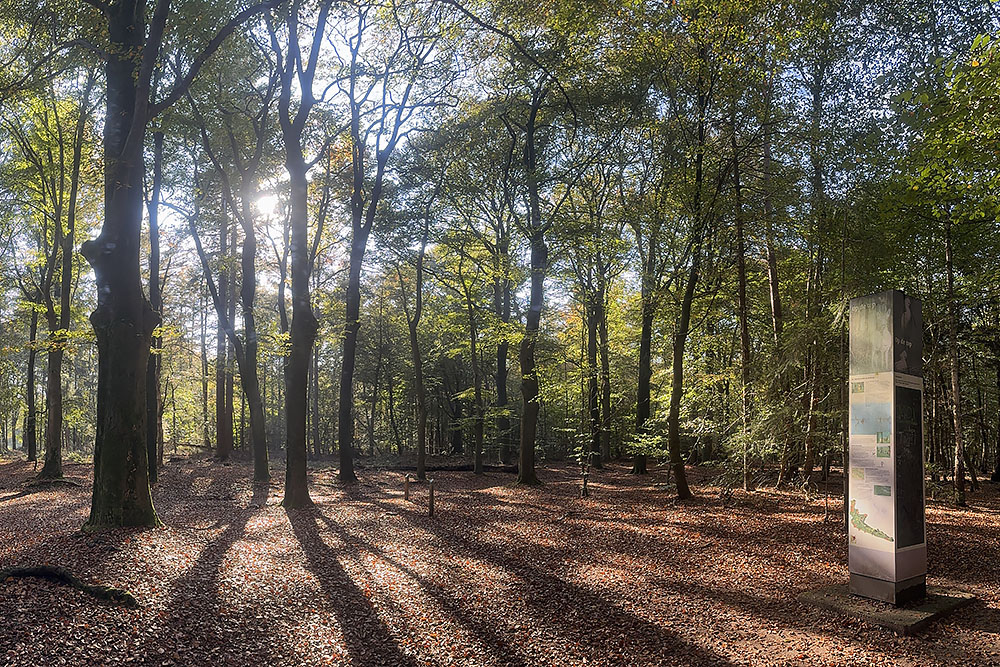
[151, 0, 282, 118]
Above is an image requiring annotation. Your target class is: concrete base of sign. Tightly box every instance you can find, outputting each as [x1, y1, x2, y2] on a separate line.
[850, 572, 926, 605]
[798, 584, 975, 636]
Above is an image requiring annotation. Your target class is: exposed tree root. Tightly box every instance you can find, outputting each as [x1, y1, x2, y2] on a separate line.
[26, 477, 84, 488]
[0, 565, 139, 608]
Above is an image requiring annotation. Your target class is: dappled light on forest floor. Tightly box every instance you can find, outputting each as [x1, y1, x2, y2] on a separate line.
[2, 457, 999, 665]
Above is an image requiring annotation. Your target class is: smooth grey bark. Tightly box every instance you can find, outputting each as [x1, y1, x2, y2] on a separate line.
[25, 309, 38, 463]
[144, 130, 164, 484]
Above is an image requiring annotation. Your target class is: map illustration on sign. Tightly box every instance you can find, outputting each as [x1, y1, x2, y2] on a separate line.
[850, 500, 894, 543]
[847, 371, 896, 551]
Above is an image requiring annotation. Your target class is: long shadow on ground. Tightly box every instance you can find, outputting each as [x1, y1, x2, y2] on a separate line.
[287, 507, 418, 667]
[359, 495, 736, 666]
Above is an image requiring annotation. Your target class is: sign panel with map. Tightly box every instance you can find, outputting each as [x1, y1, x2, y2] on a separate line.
[848, 291, 927, 605]
[848, 372, 895, 554]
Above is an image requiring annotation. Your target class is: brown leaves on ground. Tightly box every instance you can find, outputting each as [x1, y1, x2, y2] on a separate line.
[1, 457, 998, 666]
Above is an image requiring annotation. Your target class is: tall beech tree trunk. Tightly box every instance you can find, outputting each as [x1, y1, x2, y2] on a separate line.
[516, 82, 549, 486]
[215, 208, 233, 461]
[282, 141, 318, 507]
[81, 0, 272, 531]
[801, 65, 828, 489]
[338, 235, 366, 483]
[598, 292, 612, 462]
[631, 249, 656, 475]
[667, 231, 700, 500]
[41, 318, 63, 477]
[762, 84, 783, 348]
[24, 307, 37, 463]
[399, 221, 429, 481]
[335, 11, 419, 481]
[239, 181, 269, 481]
[312, 348, 321, 457]
[732, 124, 752, 491]
[494, 238, 512, 464]
[464, 286, 485, 475]
[763, 99, 792, 487]
[200, 288, 211, 449]
[144, 130, 164, 484]
[271, 0, 333, 506]
[586, 295, 602, 469]
[80, 0, 160, 529]
[945, 219, 967, 506]
[518, 227, 546, 486]
[190, 95, 274, 483]
[802, 254, 824, 487]
[991, 356, 1000, 482]
[225, 220, 236, 455]
[666, 53, 711, 501]
[41, 74, 94, 479]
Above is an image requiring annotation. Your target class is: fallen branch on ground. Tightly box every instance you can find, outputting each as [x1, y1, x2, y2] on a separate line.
[0, 565, 139, 608]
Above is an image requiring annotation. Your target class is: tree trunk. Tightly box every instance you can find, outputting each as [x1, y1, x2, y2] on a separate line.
[516, 84, 548, 487]
[41, 341, 64, 478]
[802, 254, 824, 487]
[802, 368, 821, 487]
[494, 237, 513, 464]
[271, 0, 334, 504]
[399, 222, 430, 480]
[466, 298, 485, 475]
[80, 0, 159, 528]
[765, 107, 791, 488]
[517, 229, 546, 486]
[665, 55, 710, 501]
[732, 118, 752, 491]
[598, 293, 612, 463]
[239, 185, 269, 482]
[337, 236, 365, 483]
[992, 358, 1000, 483]
[312, 347, 321, 457]
[144, 130, 164, 484]
[973, 355, 989, 483]
[762, 88, 783, 347]
[802, 65, 828, 490]
[215, 206, 232, 462]
[586, 295, 602, 469]
[667, 238, 699, 501]
[281, 146, 317, 507]
[24, 305, 37, 461]
[631, 266, 655, 475]
[200, 288, 211, 449]
[225, 220, 236, 456]
[387, 365, 403, 456]
[42, 74, 94, 479]
[945, 219, 967, 506]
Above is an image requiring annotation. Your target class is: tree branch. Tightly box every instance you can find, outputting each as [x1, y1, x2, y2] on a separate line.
[151, 0, 282, 118]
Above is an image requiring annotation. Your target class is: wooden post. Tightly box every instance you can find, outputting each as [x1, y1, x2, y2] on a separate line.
[404, 474, 411, 501]
[428, 478, 435, 517]
[581, 471, 589, 498]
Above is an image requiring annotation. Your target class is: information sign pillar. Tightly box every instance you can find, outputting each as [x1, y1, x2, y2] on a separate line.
[848, 290, 926, 605]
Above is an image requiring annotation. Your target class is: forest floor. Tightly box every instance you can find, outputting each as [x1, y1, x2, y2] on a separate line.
[1, 455, 998, 667]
